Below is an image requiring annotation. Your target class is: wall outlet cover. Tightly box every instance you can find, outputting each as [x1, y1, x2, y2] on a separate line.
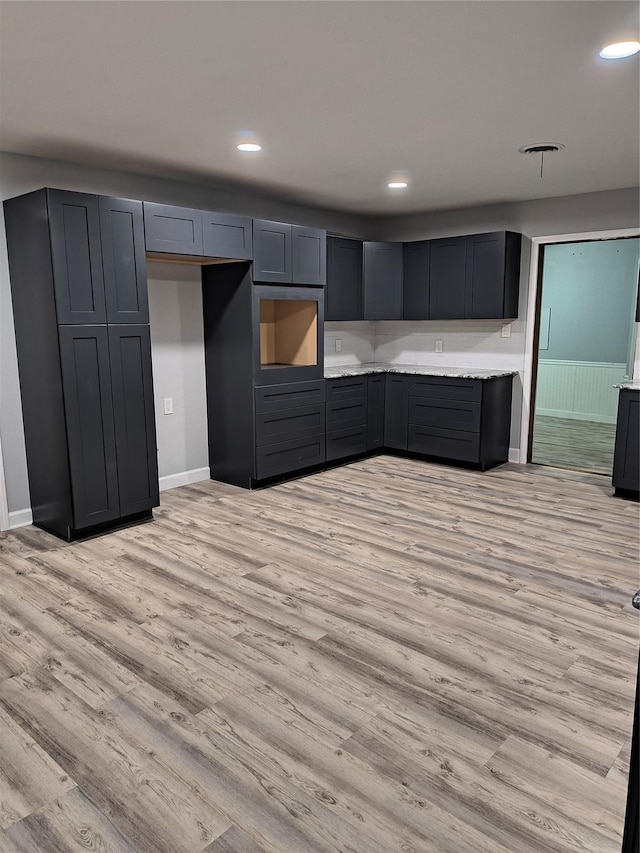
[163, 397, 174, 415]
[501, 324, 512, 338]
[435, 340, 443, 353]
[335, 338, 342, 352]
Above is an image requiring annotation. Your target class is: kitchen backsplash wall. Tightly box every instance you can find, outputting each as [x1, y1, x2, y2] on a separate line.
[324, 321, 375, 366]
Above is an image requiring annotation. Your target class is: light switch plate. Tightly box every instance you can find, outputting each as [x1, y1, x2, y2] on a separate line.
[435, 340, 443, 353]
[163, 398, 173, 415]
[335, 338, 342, 352]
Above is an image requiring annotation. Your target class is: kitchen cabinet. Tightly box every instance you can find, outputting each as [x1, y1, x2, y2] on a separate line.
[4, 188, 159, 540]
[464, 231, 521, 319]
[253, 219, 326, 285]
[613, 389, 639, 497]
[143, 202, 204, 256]
[363, 242, 402, 320]
[326, 237, 363, 321]
[429, 236, 467, 320]
[384, 375, 410, 449]
[202, 211, 252, 260]
[367, 375, 386, 449]
[402, 240, 430, 320]
[326, 377, 368, 461]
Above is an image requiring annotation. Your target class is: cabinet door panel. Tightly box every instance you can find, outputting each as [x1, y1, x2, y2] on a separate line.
[255, 435, 325, 480]
[429, 237, 466, 320]
[403, 241, 430, 320]
[326, 238, 363, 321]
[326, 426, 368, 461]
[384, 375, 409, 449]
[100, 197, 149, 323]
[48, 190, 106, 324]
[613, 391, 640, 491]
[363, 242, 402, 320]
[203, 212, 252, 260]
[367, 375, 385, 449]
[255, 380, 325, 413]
[108, 325, 159, 515]
[143, 203, 203, 255]
[253, 220, 291, 283]
[326, 399, 367, 430]
[292, 226, 326, 285]
[464, 232, 505, 319]
[58, 326, 120, 529]
[408, 425, 480, 462]
[326, 377, 368, 402]
[408, 397, 481, 432]
[256, 404, 325, 446]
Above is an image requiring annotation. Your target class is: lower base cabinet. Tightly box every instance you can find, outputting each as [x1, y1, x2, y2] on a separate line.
[613, 389, 639, 497]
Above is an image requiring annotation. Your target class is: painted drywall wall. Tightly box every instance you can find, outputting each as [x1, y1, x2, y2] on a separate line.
[539, 239, 639, 363]
[324, 321, 375, 366]
[0, 151, 370, 518]
[147, 263, 209, 482]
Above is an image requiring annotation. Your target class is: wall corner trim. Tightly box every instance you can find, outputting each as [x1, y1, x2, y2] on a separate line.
[158, 467, 211, 492]
[508, 448, 522, 464]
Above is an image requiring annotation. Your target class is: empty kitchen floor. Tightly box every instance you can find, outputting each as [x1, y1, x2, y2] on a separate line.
[531, 415, 617, 475]
[0, 456, 638, 853]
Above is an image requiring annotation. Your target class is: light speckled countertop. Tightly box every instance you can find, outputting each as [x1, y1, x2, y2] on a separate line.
[324, 362, 517, 380]
[615, 382, 640, 391]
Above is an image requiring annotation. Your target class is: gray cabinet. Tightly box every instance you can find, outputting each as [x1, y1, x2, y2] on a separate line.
[253, 220, 326, 285]
[613, 389, 640, 496]
[464, 231, 521, 319]
[293, 226, 326, 286]
[384, 375, 409, 449]
[363, 242, 402, 320]
[100, 197, 149, 324]
[325, 377, 368, 461]
[326, 237, 363, 321]
[367, 375, 385, 450]
[429, 237, 467, 320]
[402, 241, 430, 320]
[202, 211, 252, 260]
[143, 202, 204, 255]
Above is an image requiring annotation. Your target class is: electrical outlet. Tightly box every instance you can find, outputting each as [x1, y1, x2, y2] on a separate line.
[435, 340, 443, 353]
[501, 324, 511, 338]
[163, 398, 173, 415]
[335, 338, 342, 352]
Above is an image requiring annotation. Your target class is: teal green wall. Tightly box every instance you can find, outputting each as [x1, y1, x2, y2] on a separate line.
[540, 238, 639, 363]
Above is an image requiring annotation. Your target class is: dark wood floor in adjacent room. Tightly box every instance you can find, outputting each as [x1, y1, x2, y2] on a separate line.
[0, 456, 638, 853]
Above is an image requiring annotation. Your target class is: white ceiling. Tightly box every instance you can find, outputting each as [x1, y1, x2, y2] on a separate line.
[0, 1, 638, 216]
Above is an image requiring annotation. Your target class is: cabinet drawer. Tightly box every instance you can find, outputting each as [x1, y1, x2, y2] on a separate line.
[326, 399, 367, 430]
[326, 426, 368, 461]
[408, 397, 481, 432]
[409, 376, 482, 402]
[255, 380, 325, 413]
[408, 425, 480, 462]
[255, 435, 325, 480]
[326, 377, 368, 402]
[256, 404, 325, 446]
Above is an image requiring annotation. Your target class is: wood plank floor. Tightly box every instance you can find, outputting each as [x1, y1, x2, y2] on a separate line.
[0, 456, 638, 852]
[531, 415, 617, 475]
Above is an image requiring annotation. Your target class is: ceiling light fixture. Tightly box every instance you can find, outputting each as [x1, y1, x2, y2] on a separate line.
[388, 181, 408, 189]
[237, 142, 262, 152]
[599, 41, 640, 59]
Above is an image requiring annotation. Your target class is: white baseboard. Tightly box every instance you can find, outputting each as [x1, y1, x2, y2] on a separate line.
[9, 508, 33, 529]
[508, 448, 522, 464]
[159, 466, 211, 492]
[536, 408, 616, 425]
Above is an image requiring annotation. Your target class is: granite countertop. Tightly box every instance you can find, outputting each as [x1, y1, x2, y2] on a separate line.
[324, 362, 517, 380]
[615, 381, 640, 391]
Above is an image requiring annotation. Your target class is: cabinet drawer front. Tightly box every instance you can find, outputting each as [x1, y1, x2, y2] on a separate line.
[256, 404, 325, 446]
[202, 213, 252, 260]
[408, 425, 480, 462]
[326, 377, 368, 402]
[409, 376, 482, 402]
[408, 397, 481, 432]
[326, 399, 367, 430]
[255, 380, 325, 413]
[143, 203, 203, 255]
[255, 435, 325, 480]
[326, 426, 368, 461]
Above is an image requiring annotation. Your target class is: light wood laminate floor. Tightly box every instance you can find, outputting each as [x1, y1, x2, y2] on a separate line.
[531, 415, 617, 475]
[0, 457, 638, 853]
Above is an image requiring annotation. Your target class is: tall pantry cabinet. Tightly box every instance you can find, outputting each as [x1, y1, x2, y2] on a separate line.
[4, 189, 159, 540]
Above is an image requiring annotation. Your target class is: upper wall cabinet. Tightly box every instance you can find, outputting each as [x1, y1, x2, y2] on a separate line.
[363, 242, 402, 320]
[402, 240, 430, 320]
[100, 197, 149, 324]
[464, 231, 521, 319]
[143, 203, 204, 255]
[326, 236, 363, 321]
[253, 219, 326, 285]
[429, 236, 467, 320]
[143, 202, 252, 261]
[48, 190, 107, 324]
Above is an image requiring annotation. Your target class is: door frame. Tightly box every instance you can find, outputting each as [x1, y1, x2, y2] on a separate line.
[0, 432, 8, 531]
[520, 227, 640, 463]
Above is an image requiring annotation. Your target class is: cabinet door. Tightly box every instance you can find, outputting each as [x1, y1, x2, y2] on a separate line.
[384, 375, 408, 449]
[108, 325, 160, 516]
[58, 326, 120, 529]
[613, 392, 640, 491]
[253, 220, 292, 283]
[292, 226, 326, 285]
[363, 242, 402, 320]
[100, 197, 149, 324]
[326, 237, 363, 321]
[48, 190, 106, 324]
[367, 375, 386, 449]
[464, 232, 506, 319]
[202, 212, 253, 260]
[429, 236, 466, 319]
[403, 241, 431, 320]
[143, 202, 203, 255]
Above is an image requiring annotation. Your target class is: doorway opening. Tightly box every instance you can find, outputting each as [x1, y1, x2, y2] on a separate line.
[529, 237, 639, 475]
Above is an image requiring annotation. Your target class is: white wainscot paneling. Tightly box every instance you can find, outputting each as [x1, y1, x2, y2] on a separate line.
[535, 360, 627, 423]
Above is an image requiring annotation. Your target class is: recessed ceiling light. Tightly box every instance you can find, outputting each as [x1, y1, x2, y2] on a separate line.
[237, 142, 262, 152]
[388, 181, 408, 189]
[599, 41, 640, 59]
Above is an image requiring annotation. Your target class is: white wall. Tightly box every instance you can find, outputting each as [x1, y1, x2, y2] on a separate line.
[147, 263, 209, 485]
[324, 321, 375, 367]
